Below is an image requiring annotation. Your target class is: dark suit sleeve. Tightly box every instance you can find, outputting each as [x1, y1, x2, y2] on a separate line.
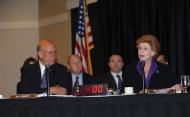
[20, 65, 41, 94]
[52, 64, 68, 87]
[59, 72, 69, 88]
[98, 72, 118, 91]
[158, 63, 179, 87]
[58, 72, 73, 95]
[123, 62, 145, 93]
[20, 67, 28, 93]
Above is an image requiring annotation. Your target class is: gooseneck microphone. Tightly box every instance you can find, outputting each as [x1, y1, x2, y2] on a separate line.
[140, 61, 146, 94]
[45, 64, 51, 96]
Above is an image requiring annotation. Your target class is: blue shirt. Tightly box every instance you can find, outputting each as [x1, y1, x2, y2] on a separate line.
[72, 73, 83, 87]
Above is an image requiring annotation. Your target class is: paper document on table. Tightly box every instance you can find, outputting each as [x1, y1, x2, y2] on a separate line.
[49, 95, 76, 97]
[148, 89, 176, 94]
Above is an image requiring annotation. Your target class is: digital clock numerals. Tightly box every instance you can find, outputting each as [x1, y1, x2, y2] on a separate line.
[92, 85, 103, 94]
[85, 84, 106, 95]
[82, 84, 108, 95]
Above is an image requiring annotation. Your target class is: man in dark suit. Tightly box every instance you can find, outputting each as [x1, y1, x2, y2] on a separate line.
[60, 55, 96, 95]
[99, 54, 125, 93]
[20, 40, 67, 95]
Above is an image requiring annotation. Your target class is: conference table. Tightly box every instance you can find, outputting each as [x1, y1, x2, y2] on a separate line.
[0, 93, 190, 117]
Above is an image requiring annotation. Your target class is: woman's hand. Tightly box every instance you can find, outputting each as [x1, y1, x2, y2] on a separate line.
[169, 84, 183, 91]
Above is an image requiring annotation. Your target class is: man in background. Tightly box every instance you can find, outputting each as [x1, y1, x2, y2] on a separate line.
[99, 54, 125, 94]
[61, 54, 97, 95]
[156, 53, 168, 65]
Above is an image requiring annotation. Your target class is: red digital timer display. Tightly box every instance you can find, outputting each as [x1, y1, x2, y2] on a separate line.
[79, 84, 108, 96]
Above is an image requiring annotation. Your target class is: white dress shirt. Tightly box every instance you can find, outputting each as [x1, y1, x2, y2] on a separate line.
[110, 71, 123, 89]
[72, 73, 83, 87]
[39, 61, 46, 78]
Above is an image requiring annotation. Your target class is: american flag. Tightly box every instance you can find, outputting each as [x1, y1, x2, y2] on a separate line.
[75, 0, 94, 75]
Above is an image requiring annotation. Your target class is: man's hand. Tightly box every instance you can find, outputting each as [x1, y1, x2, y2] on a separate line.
[50, 85, 67, 95]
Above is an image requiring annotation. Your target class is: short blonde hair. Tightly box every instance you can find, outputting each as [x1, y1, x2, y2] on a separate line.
[136, 34, 160, 55]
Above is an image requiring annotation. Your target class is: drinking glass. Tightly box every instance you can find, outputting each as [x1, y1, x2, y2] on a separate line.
[181, 75, 190, 93]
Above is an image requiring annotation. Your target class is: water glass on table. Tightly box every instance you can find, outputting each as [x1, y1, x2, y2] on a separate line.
[181, 75, 190, 93]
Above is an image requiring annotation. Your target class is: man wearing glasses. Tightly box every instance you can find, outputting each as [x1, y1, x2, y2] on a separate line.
[19, 39, 67, 95]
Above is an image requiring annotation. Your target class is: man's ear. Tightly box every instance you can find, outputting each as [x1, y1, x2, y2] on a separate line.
[38, 51, 43, 59]
[67, 65, 70, 71]
[122, 62, 124, 67]
[108, 62, 111, 68]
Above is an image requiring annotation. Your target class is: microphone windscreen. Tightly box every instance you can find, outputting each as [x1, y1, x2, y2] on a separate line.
[140, 61, 145, 68]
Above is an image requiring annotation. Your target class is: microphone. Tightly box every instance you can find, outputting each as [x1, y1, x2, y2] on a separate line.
[45, 64, 51, 96]
[140, 61, 146, 94]
[140, 61, 145, 68]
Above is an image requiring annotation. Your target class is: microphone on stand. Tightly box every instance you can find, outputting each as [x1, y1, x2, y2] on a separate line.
[45, 64, 51, 96]
[140, 61, 146, 94]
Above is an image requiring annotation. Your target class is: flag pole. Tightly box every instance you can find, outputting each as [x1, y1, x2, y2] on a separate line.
[83, 0, 93, 75]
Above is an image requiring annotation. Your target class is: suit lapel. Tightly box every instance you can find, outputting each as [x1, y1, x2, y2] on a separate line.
[35, 62, 42, 88]
[108, 72, 117, 90]
[68, 72, 73, 90]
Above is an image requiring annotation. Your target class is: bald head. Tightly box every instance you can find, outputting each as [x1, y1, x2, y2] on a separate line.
[68, 55, 83, 75]
[37, 40, 57, 65]
[37, 40, 55, 52]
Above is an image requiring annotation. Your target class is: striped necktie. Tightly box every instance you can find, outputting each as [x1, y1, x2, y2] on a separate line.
[116, 75, 122, 91]
[74, 76, 79, 88]
[72, 76, 80, 95]
[41, 68, 47, 88]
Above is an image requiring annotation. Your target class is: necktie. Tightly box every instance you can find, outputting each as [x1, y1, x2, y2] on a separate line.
[72, 77, 80, 95]
[116, 75, 122, 91]
[41, 68, 47, 88]
[74, 76, 79, 88]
